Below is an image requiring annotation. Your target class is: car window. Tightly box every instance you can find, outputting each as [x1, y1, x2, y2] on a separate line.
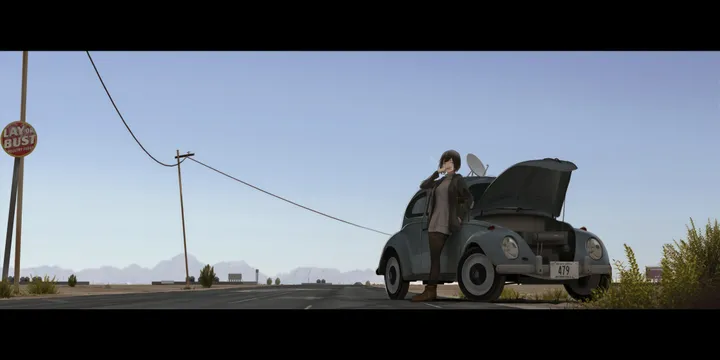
[469, 183, 490, 209]
[405, 192, 427, 218]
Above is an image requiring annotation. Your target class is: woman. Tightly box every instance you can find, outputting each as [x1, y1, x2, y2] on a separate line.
[411, 150, 473, 302]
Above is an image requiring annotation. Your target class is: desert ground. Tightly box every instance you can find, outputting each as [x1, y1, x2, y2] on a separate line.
[1, 284, 266, 300]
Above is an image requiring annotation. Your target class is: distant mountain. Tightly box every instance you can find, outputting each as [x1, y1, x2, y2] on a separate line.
[0, 254, 383, 285]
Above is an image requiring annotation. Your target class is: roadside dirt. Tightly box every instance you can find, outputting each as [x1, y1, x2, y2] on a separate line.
[3, 284, 267, 300]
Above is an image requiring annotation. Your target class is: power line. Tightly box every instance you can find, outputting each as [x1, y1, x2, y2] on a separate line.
[87, 51, 389, 236]
[86, 51, 183, 168]
[187, 157, 392, 236]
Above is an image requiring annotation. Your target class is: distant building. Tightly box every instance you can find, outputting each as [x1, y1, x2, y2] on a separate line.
[646, 266, 662, 282]
[228, 273, 243, 282]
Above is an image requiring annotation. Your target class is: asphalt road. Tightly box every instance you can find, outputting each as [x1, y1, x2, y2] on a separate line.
[0, 285, 565, 309]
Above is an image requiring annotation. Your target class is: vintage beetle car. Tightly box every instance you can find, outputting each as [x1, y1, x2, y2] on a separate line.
[376, 158, 612, 302]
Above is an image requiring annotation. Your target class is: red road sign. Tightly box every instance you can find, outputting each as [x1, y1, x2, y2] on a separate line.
[1, 121, 37, 158]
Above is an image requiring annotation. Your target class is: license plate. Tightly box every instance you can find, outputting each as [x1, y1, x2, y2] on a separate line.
[550, 261, 579, 279]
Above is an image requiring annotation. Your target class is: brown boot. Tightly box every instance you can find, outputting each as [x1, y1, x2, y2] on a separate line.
[411, 285, 437, 302]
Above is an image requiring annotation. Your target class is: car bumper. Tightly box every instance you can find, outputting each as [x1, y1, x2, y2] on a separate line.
[495, 255, 611, 279]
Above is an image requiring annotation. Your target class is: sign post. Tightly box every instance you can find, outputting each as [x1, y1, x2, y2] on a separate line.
[1, 159, 20, 282]
[1, 50, 33, 293]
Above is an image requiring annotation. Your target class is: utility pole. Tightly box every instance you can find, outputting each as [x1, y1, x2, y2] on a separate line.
[2, 161, 19, 282]
[13, 51, 29, 293]
[175, 150, 194, 288]
[1, 51, 29, 290]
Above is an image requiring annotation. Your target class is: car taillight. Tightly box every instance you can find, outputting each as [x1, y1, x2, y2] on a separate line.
[488, 226, 495, 230]
[580, 227, 587, 231]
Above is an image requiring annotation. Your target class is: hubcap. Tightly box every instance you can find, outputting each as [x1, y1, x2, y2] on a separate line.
[470, 264, 487, 285]
[461, 253, 495, 296]
[385, 257, 400, 294]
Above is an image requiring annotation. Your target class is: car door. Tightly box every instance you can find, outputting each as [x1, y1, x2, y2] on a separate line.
[419, 195, 433, 276]
[403, 191, 428, 275]
[421, 217, 465, 277]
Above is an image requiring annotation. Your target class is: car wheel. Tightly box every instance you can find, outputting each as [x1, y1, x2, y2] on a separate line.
[384, 255, 410, 300]
[564, 274, 611, 302]
[457, 247, 505, 302]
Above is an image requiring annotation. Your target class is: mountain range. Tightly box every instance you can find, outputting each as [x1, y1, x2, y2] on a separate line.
[0, 254, 383, 285]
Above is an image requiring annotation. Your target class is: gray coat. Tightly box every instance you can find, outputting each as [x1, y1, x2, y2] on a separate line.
[420, 171, 472, 234]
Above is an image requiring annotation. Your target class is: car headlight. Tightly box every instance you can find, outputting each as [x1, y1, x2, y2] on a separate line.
[501, 236, 519, 259]
[586, 238, 603, 260]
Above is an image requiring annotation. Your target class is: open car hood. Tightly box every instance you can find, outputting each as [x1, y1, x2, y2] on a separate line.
[473, 158, 577, 218]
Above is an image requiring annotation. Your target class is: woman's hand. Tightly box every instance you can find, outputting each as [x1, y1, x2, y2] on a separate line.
[439, 161, 452, 174]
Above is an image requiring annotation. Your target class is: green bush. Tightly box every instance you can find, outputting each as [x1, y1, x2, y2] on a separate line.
[198, 265, 216, 288]
[68, 274, 77, 287]
[660, 218, 720, 307]
[364, 281, 371, 286]
[0, 280, 12, 298]
[589, 218, 720, 309]
[275, 277, 281, 285]
[266, 277, 272, 285]
[27, 275, 58, 295]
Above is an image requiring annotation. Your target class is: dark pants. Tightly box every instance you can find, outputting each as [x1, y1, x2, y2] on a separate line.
[427, 232, 449, 286]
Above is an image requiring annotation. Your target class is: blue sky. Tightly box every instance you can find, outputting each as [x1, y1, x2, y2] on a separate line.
[0, 51, 717, 276]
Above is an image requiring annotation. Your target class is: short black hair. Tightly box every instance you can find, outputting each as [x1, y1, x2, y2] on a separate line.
[439, 150, 462, 172]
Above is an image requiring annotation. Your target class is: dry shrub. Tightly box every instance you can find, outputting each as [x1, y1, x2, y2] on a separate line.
[590, 218, 720, 309]
[199, 265, 216, 288]
[532, 288, 569, 302]
[26, 275, 58, 295]
[0, 280, 12, 298]
[458, 286, 570, 303]
[499, 288, 523, 300]
[588, 244, 658, 308]
[68, 274, 77, 287]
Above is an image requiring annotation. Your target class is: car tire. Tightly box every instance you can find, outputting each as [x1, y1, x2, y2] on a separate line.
[564, 274, 611, 302]
[384, 255, 410, 300]
[457, 247, 505, 302]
